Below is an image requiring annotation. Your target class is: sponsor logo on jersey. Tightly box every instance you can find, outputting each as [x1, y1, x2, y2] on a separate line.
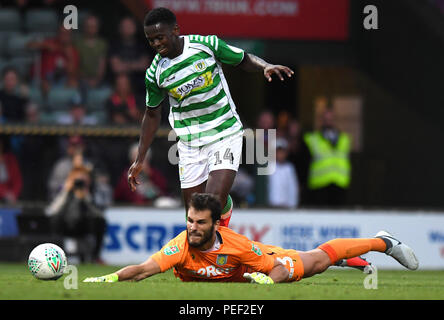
[164, 245, 180, 256]
[170, 71, 213, 101]
[191, 265, 236, 278]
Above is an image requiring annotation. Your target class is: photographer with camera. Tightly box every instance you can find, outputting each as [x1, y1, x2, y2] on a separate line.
[45, 164, 107, 264]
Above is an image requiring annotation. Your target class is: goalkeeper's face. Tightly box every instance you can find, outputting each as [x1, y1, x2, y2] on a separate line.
[186, 207, 218, 250]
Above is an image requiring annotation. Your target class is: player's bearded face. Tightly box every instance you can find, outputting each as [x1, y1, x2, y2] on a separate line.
[186, 208, 217, 248]
[187, 223, 215, 248]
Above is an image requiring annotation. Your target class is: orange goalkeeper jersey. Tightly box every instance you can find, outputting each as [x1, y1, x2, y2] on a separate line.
[151, 226, 304, 282]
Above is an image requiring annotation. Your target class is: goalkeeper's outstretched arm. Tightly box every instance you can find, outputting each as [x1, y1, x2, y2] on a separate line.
[83, 257, 161, 283]
[115, 257, 161, 281]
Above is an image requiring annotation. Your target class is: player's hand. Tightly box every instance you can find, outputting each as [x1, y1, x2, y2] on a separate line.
[127, 161, 143, 192]
[83, 273, 118, 283]
[243, 272, 274, 284]
[264, 64, 294, 82]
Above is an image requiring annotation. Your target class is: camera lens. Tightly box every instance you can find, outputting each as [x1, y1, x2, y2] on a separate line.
[73, 179, 86, 189]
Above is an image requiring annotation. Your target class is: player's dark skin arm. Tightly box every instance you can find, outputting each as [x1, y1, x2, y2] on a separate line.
[238, 53, 294, 82]
[128, 106, 162, 191]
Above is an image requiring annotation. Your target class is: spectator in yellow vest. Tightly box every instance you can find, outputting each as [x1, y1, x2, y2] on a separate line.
[303, 109, 351, 206]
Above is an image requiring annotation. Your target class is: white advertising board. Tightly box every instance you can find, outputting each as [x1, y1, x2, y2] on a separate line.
[101, 208, 444, 269]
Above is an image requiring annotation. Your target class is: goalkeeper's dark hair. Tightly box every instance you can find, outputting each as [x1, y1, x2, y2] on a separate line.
[189, 193, 221, 223]
[144, 7, 177, 27]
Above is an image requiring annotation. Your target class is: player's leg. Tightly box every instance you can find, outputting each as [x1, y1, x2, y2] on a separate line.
[206, 131, 243, 227]
[182, 182, 206, 215]
[300, 232, 418, 278]
[206, 169, 236, 227]
[318, 231, 418, 270]
[298, 249, 332, 278]
[177, 141, 209, 219]
[299, 237, 387, 278]
[335, 256, 374, 273]
[298, 251, 374, 278]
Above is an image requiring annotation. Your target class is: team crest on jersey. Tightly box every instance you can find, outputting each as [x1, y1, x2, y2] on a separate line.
[164, 245, 180, 256]
[251, 244, 262, 256]
[216, 254, 228, 266]
[193, 59, 207, 72]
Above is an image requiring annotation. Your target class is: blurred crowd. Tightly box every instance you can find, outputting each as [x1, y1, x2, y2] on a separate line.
[0, 4, 151, 126]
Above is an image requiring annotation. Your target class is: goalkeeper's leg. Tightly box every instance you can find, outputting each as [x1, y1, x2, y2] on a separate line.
[334, 256, 374, 274]
[300, 232, 418, 278]
[300, 237, 387, 278]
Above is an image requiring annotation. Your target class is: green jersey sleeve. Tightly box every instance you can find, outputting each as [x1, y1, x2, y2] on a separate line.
[213, 36, 245, 66]
[145, 76, 165, 108]
[145, 55, 166, 108]
[188, 35, 245, 66]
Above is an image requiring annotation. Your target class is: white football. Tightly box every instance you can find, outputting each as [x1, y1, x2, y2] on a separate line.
[28, 243, 67, 280]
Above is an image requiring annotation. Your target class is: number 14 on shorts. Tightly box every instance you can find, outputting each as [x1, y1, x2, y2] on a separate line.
[214, 148, 234, 165]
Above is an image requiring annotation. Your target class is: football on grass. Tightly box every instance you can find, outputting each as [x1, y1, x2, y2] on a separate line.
[28, 243, 67, 280]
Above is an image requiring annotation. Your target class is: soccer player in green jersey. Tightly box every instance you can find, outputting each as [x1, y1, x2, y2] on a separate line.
[127, 7, 294, 226]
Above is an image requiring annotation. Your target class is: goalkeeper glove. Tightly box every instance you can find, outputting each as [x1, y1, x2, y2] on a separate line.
[243, 272, 274, 284]
[83, 273, 119, 283]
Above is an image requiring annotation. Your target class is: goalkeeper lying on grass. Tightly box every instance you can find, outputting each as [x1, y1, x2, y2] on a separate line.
[84, 193, 419, 284]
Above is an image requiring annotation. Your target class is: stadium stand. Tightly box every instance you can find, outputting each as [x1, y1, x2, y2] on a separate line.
[0, 8, 22, 32]
[24, 9, 59, 34]
[86, 87, 112, 112]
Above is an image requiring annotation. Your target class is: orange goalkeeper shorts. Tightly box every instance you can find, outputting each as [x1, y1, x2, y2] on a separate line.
[265, 245, 305, 282]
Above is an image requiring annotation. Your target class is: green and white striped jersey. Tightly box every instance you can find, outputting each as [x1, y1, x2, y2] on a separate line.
[145, 34, 244, 147]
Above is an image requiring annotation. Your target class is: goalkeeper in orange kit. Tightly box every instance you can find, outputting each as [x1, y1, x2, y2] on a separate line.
[84, 193, 418, 284]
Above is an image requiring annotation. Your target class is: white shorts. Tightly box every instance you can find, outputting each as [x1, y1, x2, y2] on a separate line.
[177, 130, 243, 189]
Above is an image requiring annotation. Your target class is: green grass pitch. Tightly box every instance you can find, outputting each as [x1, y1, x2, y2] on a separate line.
[1, 262, 443, 300]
